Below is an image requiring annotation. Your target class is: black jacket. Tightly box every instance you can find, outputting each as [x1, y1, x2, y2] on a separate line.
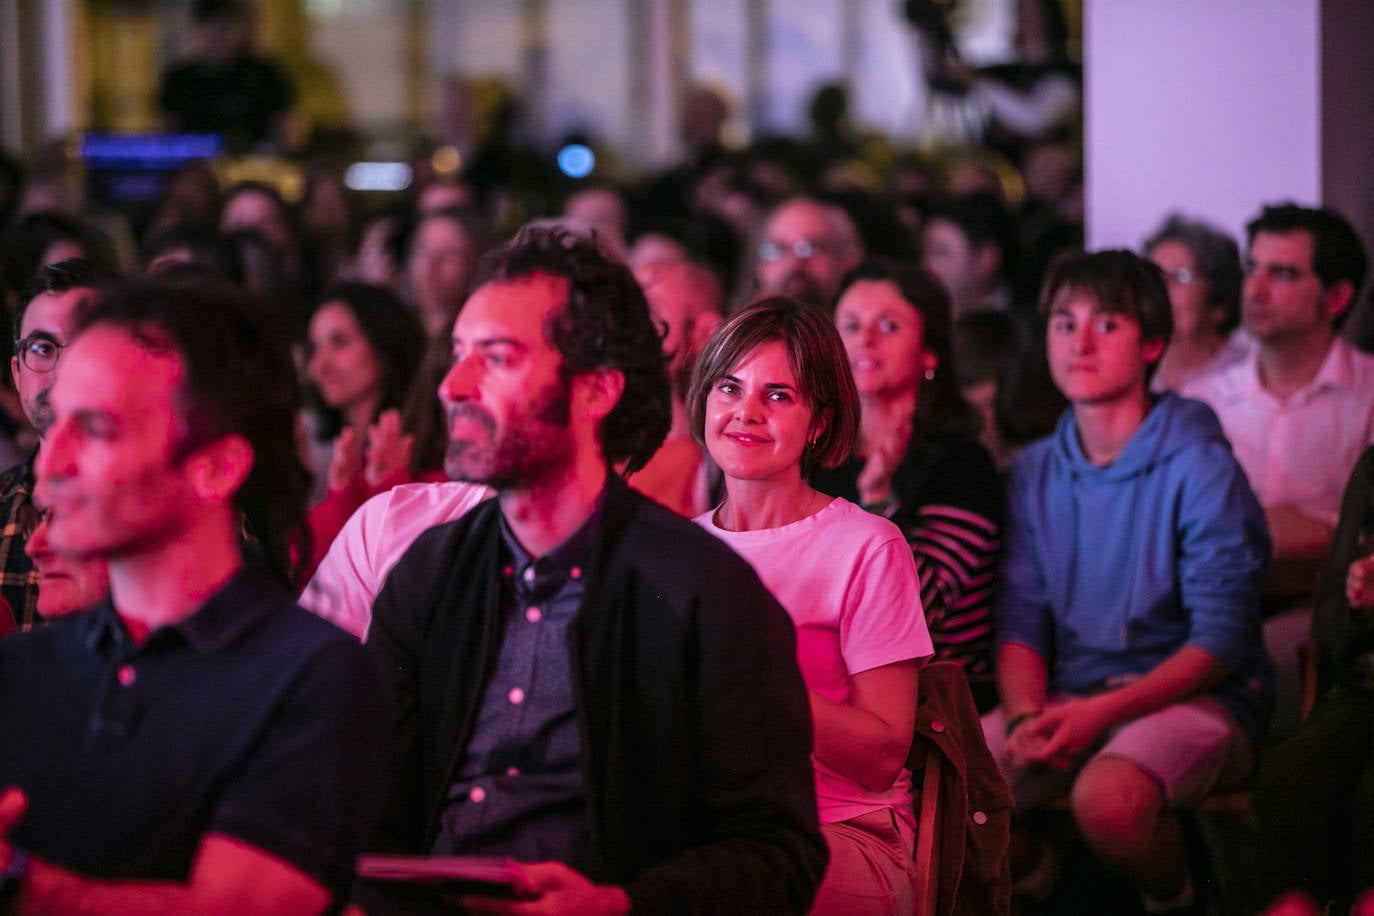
[367, 477, 827, 913]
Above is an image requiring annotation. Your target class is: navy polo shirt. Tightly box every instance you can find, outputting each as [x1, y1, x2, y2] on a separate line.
[0, 565, 388, 903]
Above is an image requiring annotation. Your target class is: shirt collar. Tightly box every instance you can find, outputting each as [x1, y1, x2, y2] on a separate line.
[82, 564, 284, 655]
[498, 492, 604, 599]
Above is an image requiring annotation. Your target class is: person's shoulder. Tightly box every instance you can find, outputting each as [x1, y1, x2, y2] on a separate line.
[365, 481, 491, 526]
[1335, 338, 1374, 391]
[821, 496, 906, 544]
[1180, 351, 1251, 402]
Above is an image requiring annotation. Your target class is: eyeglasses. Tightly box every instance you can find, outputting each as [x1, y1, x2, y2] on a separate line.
[1160, 267, 1196, 285]
[13, 335, 66, 373]
[757, 239, 836, 263]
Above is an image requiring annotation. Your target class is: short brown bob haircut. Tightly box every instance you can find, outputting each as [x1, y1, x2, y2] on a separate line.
[688, 296, 859, 472]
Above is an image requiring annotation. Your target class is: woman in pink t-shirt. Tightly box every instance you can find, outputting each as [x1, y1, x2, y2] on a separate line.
[687, 297, 934, 916]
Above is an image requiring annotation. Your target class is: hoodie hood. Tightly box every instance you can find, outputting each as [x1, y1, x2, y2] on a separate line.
[1052, 392, 1230, 482]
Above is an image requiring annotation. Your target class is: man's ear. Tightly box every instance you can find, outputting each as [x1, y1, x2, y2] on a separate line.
[185, 434, 254, 503]
[1322, 279, 1356, 323]
[1142, 337, 1166, 366]
[578, 368, 626, 423]
[10, 357, 18, 393]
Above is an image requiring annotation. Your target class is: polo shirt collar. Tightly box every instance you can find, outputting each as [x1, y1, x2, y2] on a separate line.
[82, 564, 281, 655]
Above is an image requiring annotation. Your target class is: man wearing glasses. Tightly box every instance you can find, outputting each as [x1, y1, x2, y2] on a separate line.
[755, 197, 862, 312]
[0, 259, 104, 635]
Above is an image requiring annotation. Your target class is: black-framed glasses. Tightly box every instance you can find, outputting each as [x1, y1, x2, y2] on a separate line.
[13, 335, 66, 373]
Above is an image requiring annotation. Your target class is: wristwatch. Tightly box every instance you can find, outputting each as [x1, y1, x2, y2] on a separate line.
[0, 847, 29, 909]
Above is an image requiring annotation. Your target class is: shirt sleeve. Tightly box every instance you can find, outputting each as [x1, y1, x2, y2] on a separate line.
[299, 493, 392, 639]
[209, 634, 389, 902]
[993, 456, 1056, 660]
[1176, 440, 1271, 670]
[840, 536, 935, 676]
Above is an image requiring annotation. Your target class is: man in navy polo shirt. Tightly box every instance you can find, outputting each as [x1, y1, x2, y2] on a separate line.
[0, 271, 386, 913]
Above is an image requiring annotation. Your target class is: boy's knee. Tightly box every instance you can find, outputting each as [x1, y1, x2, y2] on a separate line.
[1070, 758, 1164, 855]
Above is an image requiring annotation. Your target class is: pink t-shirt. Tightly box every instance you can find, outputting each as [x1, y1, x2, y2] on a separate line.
[695, 497, 934, 832]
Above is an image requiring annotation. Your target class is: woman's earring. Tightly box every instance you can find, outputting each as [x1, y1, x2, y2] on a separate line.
[924, 367, 936, 381]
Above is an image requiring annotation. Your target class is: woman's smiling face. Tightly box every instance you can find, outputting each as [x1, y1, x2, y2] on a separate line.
[704, 339, 816, 484]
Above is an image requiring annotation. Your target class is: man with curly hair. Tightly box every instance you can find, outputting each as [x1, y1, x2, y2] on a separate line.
[363, 226, 826, 914]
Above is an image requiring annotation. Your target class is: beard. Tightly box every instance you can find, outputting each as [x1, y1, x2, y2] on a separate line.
[29, 389, 54, 437]
[778, 270, 829, 311]
[443, 378, 575, 489]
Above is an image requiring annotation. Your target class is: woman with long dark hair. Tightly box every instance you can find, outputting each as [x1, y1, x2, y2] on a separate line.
[814, 259, 1003, 710]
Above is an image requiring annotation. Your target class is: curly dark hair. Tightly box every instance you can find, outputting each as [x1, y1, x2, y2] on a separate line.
[470, 225, 671, 472]
[836, 258, 981, 442]
[75, 266, 311, 588]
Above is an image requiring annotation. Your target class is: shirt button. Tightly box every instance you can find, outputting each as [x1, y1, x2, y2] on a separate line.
[523, 568, 536, 584]
[470, 786, 486, 803]
[972, 811, 988, 826]
[526, 607, 542, 623]
[116, 664, 136, 687]
[570, 566, 582, 579]
[931, 720, 945, 733]
[506, 766, 520, 777]
[508, 687, 525, 705]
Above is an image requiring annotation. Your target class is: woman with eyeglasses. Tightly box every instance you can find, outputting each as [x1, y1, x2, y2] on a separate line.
[815, 259, 1003, 711]
[689, 297, 933, 916]
[1143, 214, 1251, 393]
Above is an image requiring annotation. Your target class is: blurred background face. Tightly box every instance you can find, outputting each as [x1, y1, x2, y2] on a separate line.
[1148, 239, 1214, 341]
[25, 510, 110, 617]
[922, 219, 980, 306]
[307, 301, 384, 415]
[756, 201, 854, 309]
[408, 216, 473, 321]
[834, 279, 931, 399]
[220, 189, 294, 251]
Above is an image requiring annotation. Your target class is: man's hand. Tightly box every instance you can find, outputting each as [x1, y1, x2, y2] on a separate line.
[1010, 698, 1109, 770]
[461, 862, 630, 916]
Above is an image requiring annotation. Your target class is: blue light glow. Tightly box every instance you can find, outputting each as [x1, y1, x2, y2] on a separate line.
[557, 144, 595, 179]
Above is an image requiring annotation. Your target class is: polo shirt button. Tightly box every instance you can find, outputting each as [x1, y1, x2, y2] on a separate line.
[506, 766, 520, 777]
[526, 607, 542, 623]
[523, 568, 535, 584]
[470, 786, 486, 803]
[972, 811, 988, 826]
[931, 720, 945, 733]
[116, 665, 136, 687]
[508, 687, 525, 704]
[570, 566, 582, 579]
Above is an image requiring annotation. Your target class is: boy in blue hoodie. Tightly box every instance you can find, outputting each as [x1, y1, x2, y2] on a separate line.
[982, 250, 1273, 912]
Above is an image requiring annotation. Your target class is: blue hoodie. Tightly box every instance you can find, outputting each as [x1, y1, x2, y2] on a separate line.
[996, 392, 1274, 747]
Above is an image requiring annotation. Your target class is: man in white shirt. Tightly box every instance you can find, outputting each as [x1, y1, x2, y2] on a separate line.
[1183, 203, 1373, 587]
